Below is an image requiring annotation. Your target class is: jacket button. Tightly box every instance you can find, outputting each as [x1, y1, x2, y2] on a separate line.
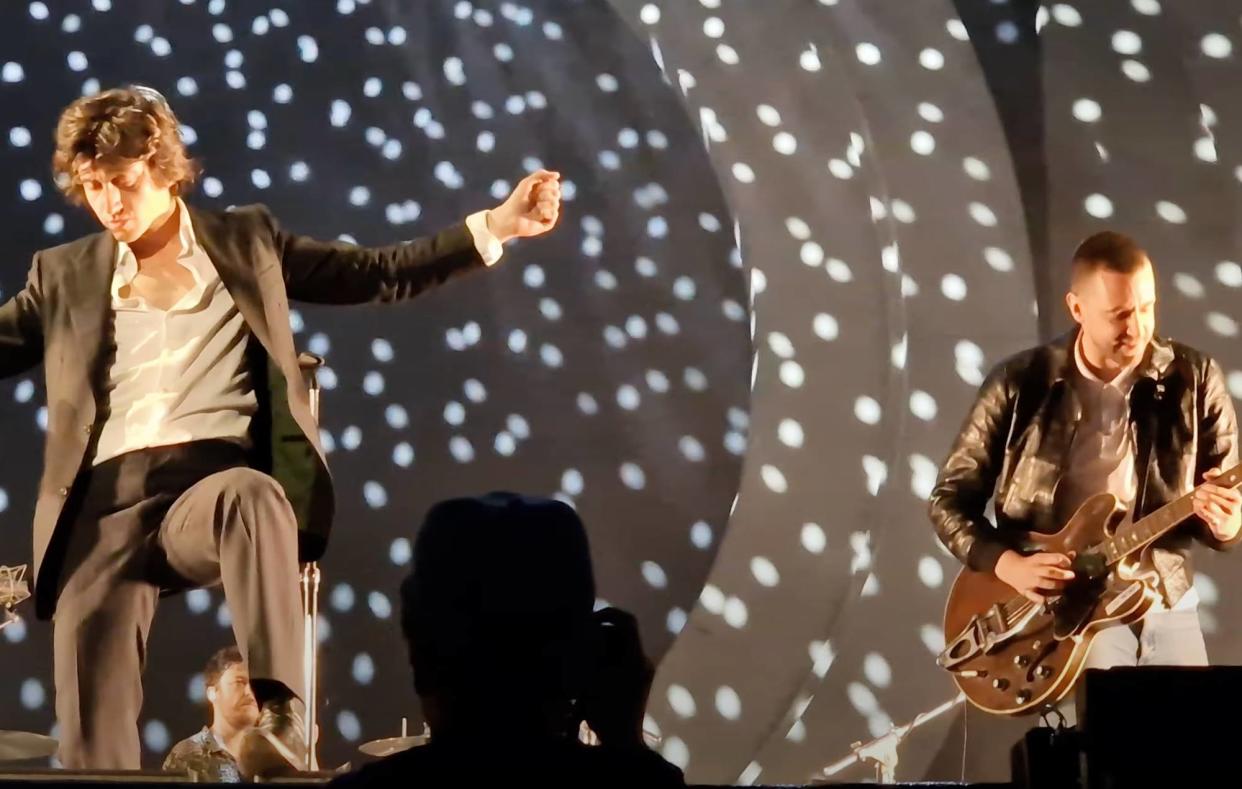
[57, 487, 68, 497]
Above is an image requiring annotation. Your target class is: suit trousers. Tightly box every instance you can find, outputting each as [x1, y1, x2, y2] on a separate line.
[51, 439, 304, 769]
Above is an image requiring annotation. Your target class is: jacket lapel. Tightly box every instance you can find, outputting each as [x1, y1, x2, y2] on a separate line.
[1034, 331, 1079, 464]
[65, 231, 117, 363]
[187, 205, 275, 356]
[1130, 335, 1177, 516]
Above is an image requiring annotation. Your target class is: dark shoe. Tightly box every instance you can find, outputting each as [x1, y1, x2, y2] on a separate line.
[238, 694, 308, 780]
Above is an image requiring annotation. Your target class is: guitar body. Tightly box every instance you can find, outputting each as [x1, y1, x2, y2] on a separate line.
[941, 493, 1163, 715]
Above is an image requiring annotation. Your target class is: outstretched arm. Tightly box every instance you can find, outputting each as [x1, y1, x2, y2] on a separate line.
[275, 170, 562, 305]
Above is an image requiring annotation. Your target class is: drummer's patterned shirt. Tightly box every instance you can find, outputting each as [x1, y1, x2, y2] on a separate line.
[163, 727, 243, 783]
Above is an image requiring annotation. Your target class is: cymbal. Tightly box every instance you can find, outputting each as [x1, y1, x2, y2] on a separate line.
[358, 734, 429, 758]
[0, 731, 57, 762]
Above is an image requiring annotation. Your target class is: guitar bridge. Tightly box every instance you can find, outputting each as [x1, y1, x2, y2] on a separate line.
[938, 601, 1043, 670]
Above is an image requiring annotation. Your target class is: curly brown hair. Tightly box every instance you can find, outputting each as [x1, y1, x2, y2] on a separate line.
[52, 85, 199, 205]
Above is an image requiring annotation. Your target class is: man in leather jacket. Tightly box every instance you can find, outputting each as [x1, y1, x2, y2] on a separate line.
[930, 231, 1242, 686]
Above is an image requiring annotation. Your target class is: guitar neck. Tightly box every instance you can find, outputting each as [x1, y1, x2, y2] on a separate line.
[1101, 463, 1242, 564]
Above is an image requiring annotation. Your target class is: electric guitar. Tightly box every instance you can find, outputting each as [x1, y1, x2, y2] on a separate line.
[937, 464, 1241, 714]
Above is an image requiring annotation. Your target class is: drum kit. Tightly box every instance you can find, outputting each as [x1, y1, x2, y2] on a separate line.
[0, 556, 431, 769]
[0, 727, 432, 768]
[357, 718, 430, 759]
[352, 720, 662, 759]
[0, 559, 431, 767]
[0, 731, 57, 764]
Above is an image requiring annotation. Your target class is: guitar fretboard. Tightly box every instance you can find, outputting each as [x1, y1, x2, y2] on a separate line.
[1100, 464, 1242, 563]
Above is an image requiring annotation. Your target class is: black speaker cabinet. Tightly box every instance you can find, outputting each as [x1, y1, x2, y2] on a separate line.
[1077, 666, 1242, 788]
[1011, 724, 1081, 789]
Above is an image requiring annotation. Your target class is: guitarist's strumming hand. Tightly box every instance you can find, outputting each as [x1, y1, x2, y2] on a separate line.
[994, 550, 1074, 604]
[1195, 468, 1242, 541]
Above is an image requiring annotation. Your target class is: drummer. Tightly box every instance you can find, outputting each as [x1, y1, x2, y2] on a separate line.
[164, 648, 258, 782]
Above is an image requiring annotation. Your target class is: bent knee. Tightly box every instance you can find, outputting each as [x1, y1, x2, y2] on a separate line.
[213, 468, 289, 506]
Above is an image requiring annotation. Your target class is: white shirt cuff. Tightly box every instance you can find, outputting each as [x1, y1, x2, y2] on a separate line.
[465, 210, 504, 267]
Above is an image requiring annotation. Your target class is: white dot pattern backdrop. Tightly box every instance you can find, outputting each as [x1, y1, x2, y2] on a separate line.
[0, 0, 1240, 783]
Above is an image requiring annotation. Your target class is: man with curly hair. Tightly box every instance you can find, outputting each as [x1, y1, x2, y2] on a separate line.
[0, 85, 562, 776]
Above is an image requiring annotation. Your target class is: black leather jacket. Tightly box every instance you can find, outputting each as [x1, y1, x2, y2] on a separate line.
[930, 332, 1240, 605]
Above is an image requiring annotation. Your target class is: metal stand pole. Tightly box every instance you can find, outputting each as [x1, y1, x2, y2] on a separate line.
[298, 353, 325, 772]
[300, 562, 320, 771]
[817, 693, 966, 783]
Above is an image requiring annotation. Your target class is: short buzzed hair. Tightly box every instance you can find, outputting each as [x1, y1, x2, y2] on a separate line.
[1071, 231, 1151, 290]
[203, 646, 243, 691]
[202, 646, 243, 724]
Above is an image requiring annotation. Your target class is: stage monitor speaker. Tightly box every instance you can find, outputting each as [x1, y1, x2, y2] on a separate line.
[1010, 724, 1080, 789]
[1077, 666, 1242, 788]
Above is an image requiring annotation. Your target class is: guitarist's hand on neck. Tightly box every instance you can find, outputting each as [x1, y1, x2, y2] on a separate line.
[995, 550, 1074, 604]
[1195, 468, 1242, 541]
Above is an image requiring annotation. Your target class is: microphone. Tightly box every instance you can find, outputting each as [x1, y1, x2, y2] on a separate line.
[0, 565, 31, 631]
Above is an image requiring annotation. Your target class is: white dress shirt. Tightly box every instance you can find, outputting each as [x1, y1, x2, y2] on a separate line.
[1054, 335, 1197, 610]
[95, 201, 502, 466]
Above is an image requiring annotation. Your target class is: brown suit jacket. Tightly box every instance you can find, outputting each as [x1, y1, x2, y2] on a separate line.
[0, 203, 486, 617]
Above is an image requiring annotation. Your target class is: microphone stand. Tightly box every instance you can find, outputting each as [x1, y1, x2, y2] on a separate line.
[816, 693, 965, 783]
